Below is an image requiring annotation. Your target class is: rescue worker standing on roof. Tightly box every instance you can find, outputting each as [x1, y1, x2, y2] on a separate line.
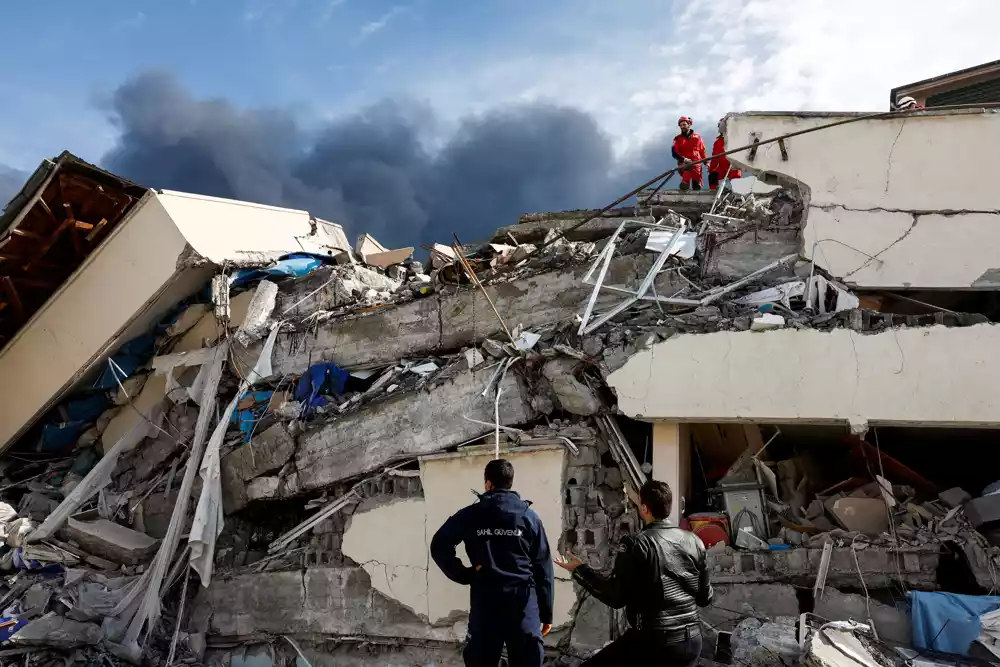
[555, 480, 713, 666]
[672, 116, 707, 191]
[708, 117, 742, 190]
[431, 459, 554, 667]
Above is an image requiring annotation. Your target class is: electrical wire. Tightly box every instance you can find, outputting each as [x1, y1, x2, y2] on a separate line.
[850, 534, 879, 641]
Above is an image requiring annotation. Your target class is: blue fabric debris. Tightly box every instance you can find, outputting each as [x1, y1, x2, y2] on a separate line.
[92, 332, 157, 391]
[11, 549, 63, 574]
[294, 362, 350, 415]
[909, 591, 1000, 655]
[231, 391, 275, 443]
[0, 617, 28, 641]
[40, 421, 88, 453]
[63, 393, 110, 423]
[231, 253, 329, 288]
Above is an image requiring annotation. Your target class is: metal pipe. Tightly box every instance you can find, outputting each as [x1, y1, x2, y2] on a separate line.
[700, 253, 799, 305]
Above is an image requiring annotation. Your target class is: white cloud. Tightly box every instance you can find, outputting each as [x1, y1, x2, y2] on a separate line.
[355, 5, 405, 44]
[401, 0, 1000, 156]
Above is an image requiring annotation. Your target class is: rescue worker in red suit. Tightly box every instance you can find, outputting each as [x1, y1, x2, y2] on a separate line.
[672, 117, 706, 191]
[708, 118, 742, 190]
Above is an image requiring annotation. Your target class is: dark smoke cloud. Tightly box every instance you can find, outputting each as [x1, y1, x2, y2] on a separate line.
[0, 165, 27, 214]
[102, 71, 675, 247]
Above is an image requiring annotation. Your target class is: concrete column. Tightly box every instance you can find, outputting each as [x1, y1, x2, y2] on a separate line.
[652, 422, 691, 524]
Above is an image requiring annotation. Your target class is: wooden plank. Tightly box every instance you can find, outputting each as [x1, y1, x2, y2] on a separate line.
[22, 204, 77, 270]
[10, 228, 43, 241]
[37, 197, 59, 225]
[85, 217, 109, 242]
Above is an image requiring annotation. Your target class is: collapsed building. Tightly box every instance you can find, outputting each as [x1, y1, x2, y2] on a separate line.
[0, 107, 997, 667]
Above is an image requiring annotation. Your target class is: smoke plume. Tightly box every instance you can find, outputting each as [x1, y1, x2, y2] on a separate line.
[102, 72, 677, 247]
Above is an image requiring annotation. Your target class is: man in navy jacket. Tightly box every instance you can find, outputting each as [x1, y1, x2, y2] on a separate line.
[431, 458, 554, 667]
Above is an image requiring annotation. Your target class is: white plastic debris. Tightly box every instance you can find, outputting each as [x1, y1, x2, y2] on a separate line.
[513, 331, 541, 351]
[734, 281, 806, 308]
[751, 313, 786, 331]
[645, 229, 698, 259]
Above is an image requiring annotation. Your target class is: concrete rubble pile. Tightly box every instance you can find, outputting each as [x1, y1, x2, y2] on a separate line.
[0, 137, 999, 666]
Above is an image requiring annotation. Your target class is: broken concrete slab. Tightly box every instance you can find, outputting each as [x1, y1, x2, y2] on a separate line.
[542, 358, 600, 416]
[10, 615, 103, 648]
[276, 265, 401, 318]
[939, 487, 972, 509]
[830, 498, 889, 535]
[65, 517, 159, 564]
[247, 476, 280, 502]
[708, 545, 940, 589]
[496, 200, 715, 244]
[249, 253, 683, 378]
[706, 230, 800, 281]
[814, 588, 910, 645]
[190, 568, 461, 642]
[291, 370, 535, 493]
[221, 424, 297, 513]
[234, 280, 278, 346]
[100, 373, 168, 454]
[21, 583, 51, 618]
[965, 495, 1000, 528]
[701, 583, 801, 638]
[363, 247, 414, 268]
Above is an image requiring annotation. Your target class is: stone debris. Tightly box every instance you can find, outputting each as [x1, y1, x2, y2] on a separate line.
[0, 162, 995, 667]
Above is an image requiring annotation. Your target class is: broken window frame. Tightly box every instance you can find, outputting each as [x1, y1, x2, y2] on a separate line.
[577, 217, 699, 336]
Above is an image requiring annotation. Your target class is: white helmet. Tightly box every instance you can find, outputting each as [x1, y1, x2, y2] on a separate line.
[896, 96, 918, 110]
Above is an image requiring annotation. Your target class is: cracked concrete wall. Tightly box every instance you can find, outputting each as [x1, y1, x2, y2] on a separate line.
[220, 369, 536, 507]
[609, 323, 1000, 426]
[252, 253, 683, 378]
[726, 111, 1000, 289]
[341, 498, 430, 620]
[340, 446, 576, 627]
[292, 370, 536, 493]
[190, 567, 462, 642]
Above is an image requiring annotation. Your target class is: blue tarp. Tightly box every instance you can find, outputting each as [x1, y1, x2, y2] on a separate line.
[0, 617, 28, 641]
[909, 591, 1000, 655]
[92, 332, 157, 391]
[231, 391, 275, 443]
[293, 362, 350, 416]
[40, 421, 88, 452]
[63, 393, 110, 423]
[231, 253, 328, 288]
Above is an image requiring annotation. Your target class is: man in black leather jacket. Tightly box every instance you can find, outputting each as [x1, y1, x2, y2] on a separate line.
[555, 480, 712, 665]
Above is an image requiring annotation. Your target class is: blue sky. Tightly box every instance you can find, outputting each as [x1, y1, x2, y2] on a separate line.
[1, 0, 997, 245]
[2, 0, 998, 171]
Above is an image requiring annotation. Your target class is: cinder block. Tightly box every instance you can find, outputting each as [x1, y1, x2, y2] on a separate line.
[964, 495, 1000, 527]
[64, 518, 158, 565]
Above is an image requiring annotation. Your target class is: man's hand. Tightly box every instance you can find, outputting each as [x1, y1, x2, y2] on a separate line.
[554, 552, 584, 572]
[541, 623, 552, 637]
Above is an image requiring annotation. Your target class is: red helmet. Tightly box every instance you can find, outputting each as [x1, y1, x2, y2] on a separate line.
[678, 116, 693, 126]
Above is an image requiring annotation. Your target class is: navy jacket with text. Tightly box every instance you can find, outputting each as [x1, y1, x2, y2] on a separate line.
[430, 489, 555, 624]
